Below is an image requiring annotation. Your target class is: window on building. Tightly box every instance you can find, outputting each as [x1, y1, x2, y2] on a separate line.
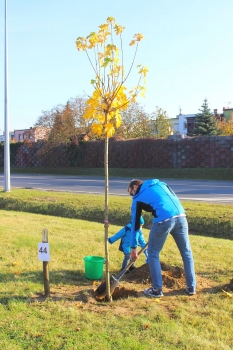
[184, 122, 187, 129]
[18, 134, 21, 140]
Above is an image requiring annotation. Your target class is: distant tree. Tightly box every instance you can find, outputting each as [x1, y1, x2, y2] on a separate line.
[150, 107, 172, 138]
[48, 102, 77, 144]
[191, 99, 218, 136]
[69, 96, 93, 135]
[217, 115, 233, 136]
[34, 95, 93, 141]
[35, 105, 63, 140]
[115, 103, 152, 138]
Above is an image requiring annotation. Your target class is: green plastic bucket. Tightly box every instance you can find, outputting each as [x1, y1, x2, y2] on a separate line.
[83, 256, 105, 280]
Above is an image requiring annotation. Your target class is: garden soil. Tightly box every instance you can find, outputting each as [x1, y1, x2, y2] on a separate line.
[30, 262, 233, 313]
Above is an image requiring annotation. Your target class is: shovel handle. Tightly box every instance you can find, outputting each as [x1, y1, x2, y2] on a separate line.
[115, 243, 148, 280]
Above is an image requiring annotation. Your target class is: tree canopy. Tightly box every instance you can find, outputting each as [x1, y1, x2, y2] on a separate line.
[191, 98, 218, 136]
[75, 16, 148, 138]
[217, 116, 233, 136]
[34, 96, 91, 142]
[114, 103, 152, 138]
[150, 107, 172, 138]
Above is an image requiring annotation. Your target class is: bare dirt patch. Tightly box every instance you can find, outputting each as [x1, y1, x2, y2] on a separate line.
[30, 262, 224, 312]
[110, 262, 218, 299]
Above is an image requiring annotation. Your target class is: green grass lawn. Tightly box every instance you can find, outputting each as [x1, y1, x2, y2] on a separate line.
[0, 210, 233, 349]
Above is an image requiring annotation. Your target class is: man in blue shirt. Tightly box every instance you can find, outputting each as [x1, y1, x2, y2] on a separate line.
[128, 178, 196, 298]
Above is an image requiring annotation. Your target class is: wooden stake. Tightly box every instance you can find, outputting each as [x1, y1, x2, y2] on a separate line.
[42, 228, 50, 297]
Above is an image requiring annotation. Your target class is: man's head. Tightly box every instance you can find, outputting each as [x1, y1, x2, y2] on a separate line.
[127, 179, 143, 196]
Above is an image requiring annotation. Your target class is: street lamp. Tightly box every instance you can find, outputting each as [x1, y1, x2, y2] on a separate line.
[4, 0, 10, 192]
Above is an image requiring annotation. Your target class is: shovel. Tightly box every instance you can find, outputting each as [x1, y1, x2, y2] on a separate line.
[94, 243, 148, 300]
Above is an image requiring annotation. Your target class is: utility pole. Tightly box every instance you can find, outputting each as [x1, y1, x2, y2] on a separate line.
[4, 0, 11, 192]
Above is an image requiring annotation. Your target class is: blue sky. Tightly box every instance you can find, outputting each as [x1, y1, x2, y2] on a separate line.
[0, 0, 232, 132]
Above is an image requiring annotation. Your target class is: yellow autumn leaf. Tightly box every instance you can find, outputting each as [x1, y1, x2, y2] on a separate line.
[115, 111, 122, 128]
[139, 86, 146, 97]
[92, 123, 103, 136]
[113, 57, 120, 65]
[98, 52, 105, 60]
[97, 114, 105, 123]
[83, 106, 95, 120]
[99, 23, 109, 31]
[105, 122, 115, 137]
[100, 102, 107, 111]
[75, 37, 87, 51]
[134, 33, 144, 41]
[114, 24, 125, 35]
[131, 95, 137, 103]
[97, 35, 108, 46]
[106, 16, 115, 24]
[88, 34, 99, 48]
[138, 66, 148, 77]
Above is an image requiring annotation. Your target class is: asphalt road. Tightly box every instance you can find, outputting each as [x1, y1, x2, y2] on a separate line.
[0, 174, 233, 204]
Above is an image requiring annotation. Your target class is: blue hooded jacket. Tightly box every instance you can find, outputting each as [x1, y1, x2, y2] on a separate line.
[130, 179, 185, 248]
[108, 217, 146, 254]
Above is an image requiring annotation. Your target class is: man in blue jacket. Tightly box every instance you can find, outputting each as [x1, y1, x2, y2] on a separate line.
[128, 179, 196, 298]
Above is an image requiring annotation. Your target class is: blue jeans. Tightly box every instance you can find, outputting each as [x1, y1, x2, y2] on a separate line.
[122, 253, 131, 269]
[148, 216, 196, 290]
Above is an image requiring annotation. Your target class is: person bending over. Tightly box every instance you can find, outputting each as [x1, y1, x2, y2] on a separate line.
[128, 178, 196, 298]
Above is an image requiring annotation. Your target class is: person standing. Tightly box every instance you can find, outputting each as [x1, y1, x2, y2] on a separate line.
[128, 178, 196, 298]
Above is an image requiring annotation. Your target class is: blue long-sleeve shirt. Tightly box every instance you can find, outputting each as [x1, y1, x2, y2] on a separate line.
[130, 179, 185, 248]
[108, 222, 147, 254]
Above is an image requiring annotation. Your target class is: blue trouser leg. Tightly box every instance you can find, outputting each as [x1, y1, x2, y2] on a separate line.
[148, 221, 171, 290]
[170, 216, 196, 288]
[122, 253, 130, 269]
[148, 217, 196, 290]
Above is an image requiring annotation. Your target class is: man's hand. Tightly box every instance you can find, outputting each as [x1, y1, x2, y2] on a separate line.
[130, 248, 138, 261]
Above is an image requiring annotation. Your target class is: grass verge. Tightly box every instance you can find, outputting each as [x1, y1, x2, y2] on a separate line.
[0, 189, 232, 239]
[1, 166, 233, 180]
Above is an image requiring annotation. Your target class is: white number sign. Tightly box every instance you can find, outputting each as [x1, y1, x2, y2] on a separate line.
[38, 243, 50, 261]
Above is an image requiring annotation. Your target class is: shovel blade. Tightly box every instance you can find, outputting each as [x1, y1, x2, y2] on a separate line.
[94, 275, 119, 299]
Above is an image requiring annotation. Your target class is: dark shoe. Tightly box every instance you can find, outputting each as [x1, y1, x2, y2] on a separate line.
[144, 287, 164, 298]
[129, 265, 136, 272]
[186, 287, 196, 295]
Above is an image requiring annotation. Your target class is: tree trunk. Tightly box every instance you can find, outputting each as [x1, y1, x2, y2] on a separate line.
[104, 112, 112, 302]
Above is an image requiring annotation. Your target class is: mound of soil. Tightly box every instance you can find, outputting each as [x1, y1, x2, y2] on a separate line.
[124, 262, 185, 288]
[108, 262, 217, 300]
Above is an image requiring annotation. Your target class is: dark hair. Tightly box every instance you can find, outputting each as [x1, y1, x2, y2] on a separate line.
[127, 179, 143, 192]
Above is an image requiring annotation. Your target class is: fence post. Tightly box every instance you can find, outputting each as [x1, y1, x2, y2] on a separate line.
[42, 228, 50, 297]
